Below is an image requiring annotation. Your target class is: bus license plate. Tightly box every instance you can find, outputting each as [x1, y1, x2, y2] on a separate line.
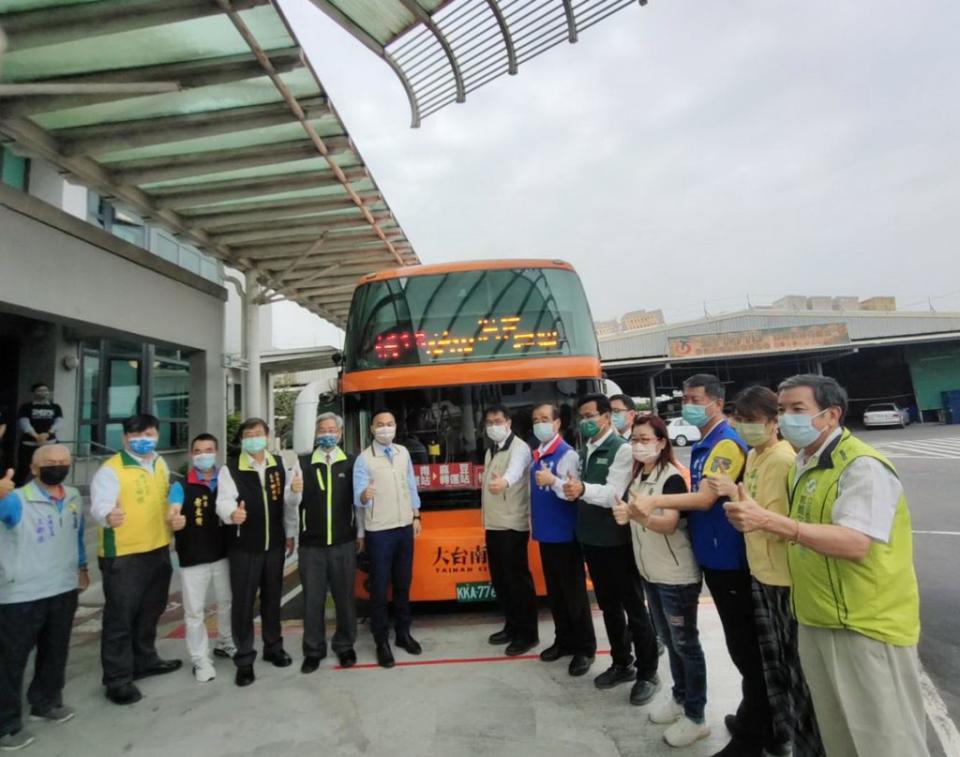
[456, 582, 497, 603]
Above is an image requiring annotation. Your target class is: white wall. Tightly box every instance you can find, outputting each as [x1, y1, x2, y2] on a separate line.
[27, 160, 87, 220]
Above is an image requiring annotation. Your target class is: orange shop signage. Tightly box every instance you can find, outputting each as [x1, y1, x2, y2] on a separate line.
[668, 323, 851, 358]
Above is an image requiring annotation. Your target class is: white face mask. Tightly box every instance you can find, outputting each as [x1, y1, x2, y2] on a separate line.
[632, 442, 660, 463]
[485, 424, 510, 444]
[374, 426, 396, 445]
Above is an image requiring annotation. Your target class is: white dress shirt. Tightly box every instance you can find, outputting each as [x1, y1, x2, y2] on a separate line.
[493, 436, 533, 487]
[795, 427, 903, 543]
[90, 451, 160, 527]
[580, 428, 634, 508]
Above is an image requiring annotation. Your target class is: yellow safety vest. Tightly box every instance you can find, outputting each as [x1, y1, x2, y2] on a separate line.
[98, 451, 170, 558]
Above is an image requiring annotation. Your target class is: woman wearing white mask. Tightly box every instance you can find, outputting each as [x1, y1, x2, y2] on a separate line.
[706, 387, 825, 757]
[613, 415, 708, 749]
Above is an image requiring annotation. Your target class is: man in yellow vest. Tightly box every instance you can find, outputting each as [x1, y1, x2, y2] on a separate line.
[90, 414, 181, 705]
[723, 375, 928, 757]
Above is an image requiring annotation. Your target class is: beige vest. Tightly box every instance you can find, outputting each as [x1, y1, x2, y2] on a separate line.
[360, 444, 415, 532]
[481, 435, 531, 531]
[628, 462, 701, 586]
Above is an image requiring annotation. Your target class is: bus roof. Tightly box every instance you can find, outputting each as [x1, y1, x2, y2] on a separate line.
[357, 258, 575, 284]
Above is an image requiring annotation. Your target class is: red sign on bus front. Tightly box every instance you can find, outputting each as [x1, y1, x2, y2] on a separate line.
[414, 463, 482, 491]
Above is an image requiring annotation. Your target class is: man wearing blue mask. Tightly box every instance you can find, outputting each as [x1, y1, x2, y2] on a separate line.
[90, 414, 181, 705]
[609, 394, 637, 441]
[629, 375, 773, 757]
[286, 413, 359, 673]
[724, 375, 928, 757]
[216, 418, 299, 687]
[167, 433, 235, 683]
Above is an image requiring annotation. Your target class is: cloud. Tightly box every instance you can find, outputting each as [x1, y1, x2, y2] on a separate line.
[275, 0, 960, 338]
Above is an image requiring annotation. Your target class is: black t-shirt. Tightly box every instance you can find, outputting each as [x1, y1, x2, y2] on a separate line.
[17, 402, 63, 437]
[638, 470, 689, 516]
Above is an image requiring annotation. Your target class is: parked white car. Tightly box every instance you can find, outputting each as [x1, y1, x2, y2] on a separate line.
[666, 417, 702, 446]
[863, 403, 910, 428]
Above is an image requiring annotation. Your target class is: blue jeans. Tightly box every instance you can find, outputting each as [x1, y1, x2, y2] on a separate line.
[645, 580, 707, 723]
[366, 525, 414, 644]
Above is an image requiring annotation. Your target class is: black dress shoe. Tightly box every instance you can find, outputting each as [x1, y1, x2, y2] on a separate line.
[723, 714, 742, 738]
[235, 666, 255, 687]
[505, 638, 539, 657]
[539, 643, 574, 662]
[337, 649, 357, 669]
[488, 628, 512, 645]
[376, 642, 395, 668]
[710, 738, 764, 757]
[568, 654, 595, 677]
[301, 656, 321, 674]
[395, 633, 422, 655]
[105, 683, 142, 705]
[765, 740, 792, 757]
[594, 663, 636, 690]
[263, 650, 293, 668]
[133, 659, 182, 680]
[629, 675, 660, 706]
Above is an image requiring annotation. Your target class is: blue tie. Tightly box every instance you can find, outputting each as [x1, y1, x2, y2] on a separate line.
[383, 446, 393, 461]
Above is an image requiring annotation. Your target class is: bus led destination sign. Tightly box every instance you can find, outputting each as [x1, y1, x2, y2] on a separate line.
[668, 323, 851, 358]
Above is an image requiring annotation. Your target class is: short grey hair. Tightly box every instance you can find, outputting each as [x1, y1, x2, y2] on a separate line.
[777, 374, 848, 421]
[315, 412, 344, 430]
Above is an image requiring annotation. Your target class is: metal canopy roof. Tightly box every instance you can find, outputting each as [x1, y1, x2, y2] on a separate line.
[0, 0, 420, 328]
[310, 0, 648, 126]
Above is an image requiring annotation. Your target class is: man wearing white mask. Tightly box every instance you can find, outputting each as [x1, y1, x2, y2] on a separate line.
[167, 433, 235, 683]
[353, 410, 422, 668]
[724, 375, 927, 757]
[480, 405, 537, 656]
[609, 394, 637, 441]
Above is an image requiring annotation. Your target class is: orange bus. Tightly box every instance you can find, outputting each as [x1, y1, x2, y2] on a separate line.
[341, 258, 603, 603]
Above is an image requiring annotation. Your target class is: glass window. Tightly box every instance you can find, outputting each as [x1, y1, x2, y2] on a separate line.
[107, 359, 141, 418]
[0, 147, 28, 191]
[80, 348, 100, 421]
[178, 246, 201, 275]
[200, 256, 220, 282]
[344, 267, 598, 371]
[344, 379, 597, 511]
[152, 360, 189, 420]
[105, 423, 124, 452]
[153, 231, 180, 264]
[111, 206, 146, 247]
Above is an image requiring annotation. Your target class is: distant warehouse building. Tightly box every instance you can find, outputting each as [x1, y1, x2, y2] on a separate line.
[600, 307, 960, 423]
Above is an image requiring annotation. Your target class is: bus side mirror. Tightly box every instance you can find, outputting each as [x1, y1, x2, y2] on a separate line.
[331, 351, 343, 367]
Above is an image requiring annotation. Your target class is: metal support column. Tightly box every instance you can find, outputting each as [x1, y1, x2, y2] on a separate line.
[244, 269, 262, 419]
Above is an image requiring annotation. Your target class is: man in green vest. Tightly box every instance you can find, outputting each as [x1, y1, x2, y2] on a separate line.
[723, 374, 928, 757]
[562, 393, 660, 706]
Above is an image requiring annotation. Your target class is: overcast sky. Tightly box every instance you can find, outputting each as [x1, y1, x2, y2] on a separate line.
[271, 0, 960, 348]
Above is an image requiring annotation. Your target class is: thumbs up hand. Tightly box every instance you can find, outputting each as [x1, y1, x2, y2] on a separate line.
[291, 472, 303, 494]
[362, 483, 376, 504]
[0, 469, 14, 496]
[106, 505, 125, 528]
[231, 500, 247, 525]
[612, 496, 630, 525]
[488, 473, 507, 495]
[168, 504, 186, 531]
[723, 483, 766, 533]
[534, 460, 555, 488]
[562, 471, 583, 501]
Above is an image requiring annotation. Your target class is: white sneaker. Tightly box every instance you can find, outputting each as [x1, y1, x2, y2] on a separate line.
[193, 659, 216, 683]
[663, 716, 710, 748]
[649, 697, 684, 725]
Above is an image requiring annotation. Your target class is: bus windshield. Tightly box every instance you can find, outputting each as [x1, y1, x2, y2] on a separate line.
[344, 379, 597, 510]
[344, 266, 597, 371]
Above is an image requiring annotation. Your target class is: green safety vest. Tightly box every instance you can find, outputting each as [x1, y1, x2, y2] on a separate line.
[576, 432, 631, 547]
[786, 430, 920, 646]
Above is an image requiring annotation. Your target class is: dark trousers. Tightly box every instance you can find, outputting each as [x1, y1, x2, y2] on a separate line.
[645, 581, 707, 722]
[538, 541, 596, 656]
[703, 567, 771, 747]
[100, 546, 171, 688]
[366, 525, 414, 644]
[299, 541, 357, 658]
[229, 547, 286, 668]
[0, 591, 78, 736]
[485, 529, 538, 643]
[582, 542, 659, 679]
[752, 580, 826, 756]
[14, 442, 35, 486]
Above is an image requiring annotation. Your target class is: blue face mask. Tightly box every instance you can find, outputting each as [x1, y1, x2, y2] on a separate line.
[241, 436, 267, 455]
[533, 422, 556, 444]
[193, 453, 217, 471]
[315, 433, 338, 450]
[128, 437, 157, 456]
[611, 411, 628, 432]
[779, 409, 829, 449]
[681, 403, 710, 428]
